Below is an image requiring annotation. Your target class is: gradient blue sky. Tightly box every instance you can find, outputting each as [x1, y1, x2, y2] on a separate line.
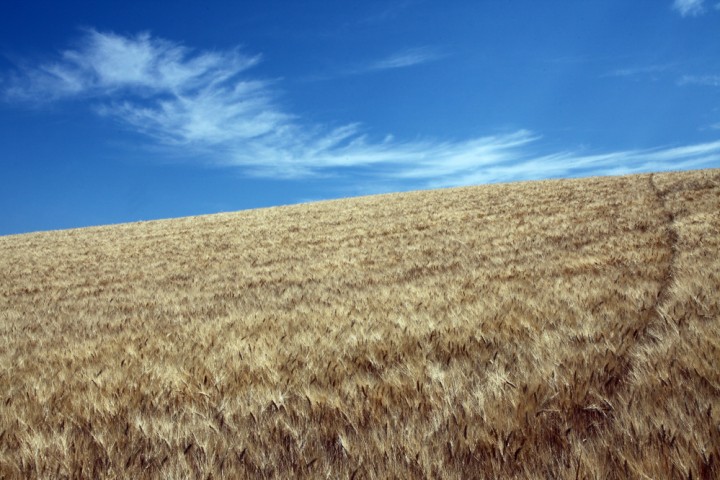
[1, 0, 720, 235]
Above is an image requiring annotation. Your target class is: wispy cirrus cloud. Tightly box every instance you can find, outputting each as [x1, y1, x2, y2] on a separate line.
[603, 64, 673, 79]
[678, 74, 720, 86]
[672, 0, 707, 16]
[2, 29, 719, 189]
[365, 47, 443, 71]
[360, 1, 416, 25]
[427, 140, 720, 188]
[5, 29, 262, 101]
[306, 46, 443, 81]
[3, 29, 284, 146]
[671, 0, 720, 16]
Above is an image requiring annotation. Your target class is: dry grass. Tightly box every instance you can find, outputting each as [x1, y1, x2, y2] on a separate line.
[1, 169, 719, 479]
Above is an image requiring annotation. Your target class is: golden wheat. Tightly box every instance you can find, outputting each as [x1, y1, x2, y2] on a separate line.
[0, 169, 719, 479]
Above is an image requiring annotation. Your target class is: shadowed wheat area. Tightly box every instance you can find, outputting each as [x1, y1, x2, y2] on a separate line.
[1, 169, 719, 479]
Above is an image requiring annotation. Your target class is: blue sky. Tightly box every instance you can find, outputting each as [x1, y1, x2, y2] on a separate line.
[1, 0, 720, 235]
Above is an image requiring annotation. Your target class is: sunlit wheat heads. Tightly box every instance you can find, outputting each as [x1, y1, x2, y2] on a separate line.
[0, 168, 718, 479]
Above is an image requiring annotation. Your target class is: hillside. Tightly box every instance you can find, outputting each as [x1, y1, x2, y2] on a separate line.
[1, 169, 719, 479]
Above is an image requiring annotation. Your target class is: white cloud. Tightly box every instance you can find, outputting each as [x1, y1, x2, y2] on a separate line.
[305, 47, 442, 81]
[678, 74, 720, 86]
[360, 1, 416, 25]
[367, 47, 442, 71]
[426, 140, 720, 188]
[604, 64, 673, 79]
[5, 29, 262, 101]
[3, 29, 720, 189]
[673, 0, 706, 16]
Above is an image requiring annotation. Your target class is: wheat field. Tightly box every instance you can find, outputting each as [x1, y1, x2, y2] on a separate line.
[0, 169, 719, 479]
